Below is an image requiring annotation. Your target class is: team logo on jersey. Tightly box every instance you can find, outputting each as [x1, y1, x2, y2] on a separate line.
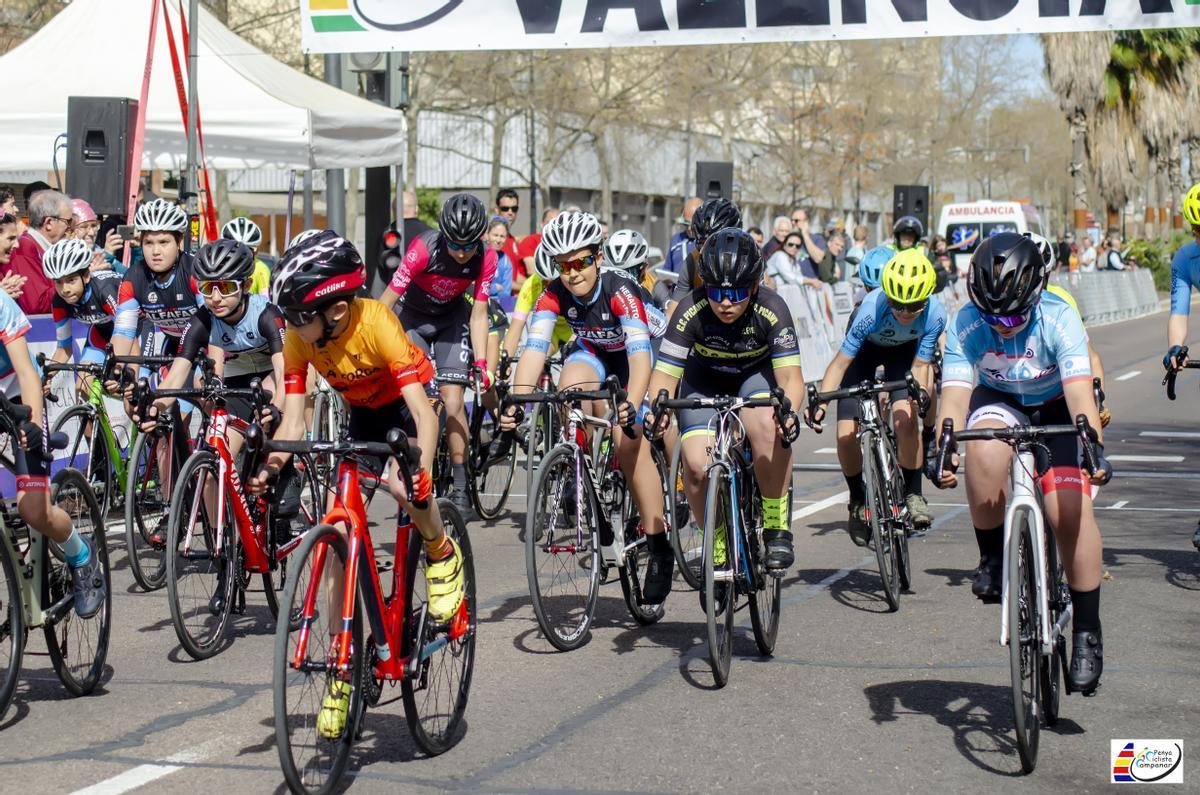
[148, 291, 158, 303]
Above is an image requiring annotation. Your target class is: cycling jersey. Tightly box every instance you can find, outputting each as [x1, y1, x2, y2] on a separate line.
[655, 287, 801, 379]
[841, 288, 947, 363]
[283, 298, 434, 409]
[526, 269, 656, 358]
[1169, 240, 1200, 315]
[669, 250, 704, 303]
[1045, 284, 1081, 320]
[52, 270, 122, 354]
[943, 297, 1091, 406]
[513, 273, 574, 347]
[248, 259, 271, 295]
[0, 291, 31, 399]
[388, 230, 497, 315]
[113, 254, 201, 341]
[178, 293, 285, 378]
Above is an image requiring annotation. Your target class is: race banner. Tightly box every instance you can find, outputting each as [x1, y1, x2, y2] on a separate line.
[301, 0, 1200, 53]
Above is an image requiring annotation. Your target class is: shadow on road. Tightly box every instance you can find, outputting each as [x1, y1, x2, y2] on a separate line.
[1103, 545, 1200, 591]
[925, 566, 974, 589]
[827, 568, 895, 613]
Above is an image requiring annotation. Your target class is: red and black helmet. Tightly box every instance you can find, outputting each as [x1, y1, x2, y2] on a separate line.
[270, 229, 365, 310]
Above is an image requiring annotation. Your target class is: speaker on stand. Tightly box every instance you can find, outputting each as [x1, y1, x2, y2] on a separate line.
[66, 96, 138, 216]
[892, 184, 930, 237]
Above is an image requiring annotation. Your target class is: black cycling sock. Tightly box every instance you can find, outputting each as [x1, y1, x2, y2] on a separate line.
[647, 532, 670, 555]
[845, 472, 865, 504]
[903, 467, 923, 497]
[451, 463, 467, 488]
[1070, 587, 1101, 633]
[974, 525, 1004, 560]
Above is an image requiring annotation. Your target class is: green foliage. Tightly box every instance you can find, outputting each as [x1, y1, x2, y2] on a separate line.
[1103, 29, 1200, 108]
[1125, 231, 1191, 292]
[416, 188, 441, 228]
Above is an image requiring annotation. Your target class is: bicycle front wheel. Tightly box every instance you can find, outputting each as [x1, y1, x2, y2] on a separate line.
[166, 451, 236, 660]
[0, 541, 25, 722]
[467, 404, 517, 520]
[618, 515, 666, 626]
[52, 405, 114, 520]
[1008, 511, 1041, 773]
[274, 524, 362, 795]
[703, 463, 735, 688]
[124, 429, 169, 591]
[525, 444, 600, 651]
[402, 498, 476, 755]
[524, 401, 556, 508]
[44, 468, 110, 696]
[668, 438, 702, 590]
[862, 432, 901, 612]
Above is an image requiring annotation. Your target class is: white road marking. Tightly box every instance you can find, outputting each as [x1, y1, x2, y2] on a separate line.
[813, 447, 837, 454]
[1107, 455, 1185, 463]
[1139, 430, 1200, 439]
[70, 742, 219, 795]
[1109, 500, 1129, 509]
[792, 491, 848, 521]
[1115, 370, 1141, 381]
[923, 501, 1200, 513]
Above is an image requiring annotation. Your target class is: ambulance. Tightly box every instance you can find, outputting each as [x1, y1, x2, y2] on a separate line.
[936, 201, 1044, 277]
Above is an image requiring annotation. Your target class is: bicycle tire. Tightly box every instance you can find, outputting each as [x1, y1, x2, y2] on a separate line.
[1009, 510, 1040, 773]
[0, 538, 25, 723]
[618, 514, 666, 626]
[883, 433, 914, 592]
[402, 498, 476, 755]
[862, 432, 901, 611]
[703, 463, 735, 688]
[745, 476, 780, 656]
[466, 402, 517, 520]
[44, 468, 110, 696]
[166, 451, 236, 660]
[124, 429, 169, 591]
[668, 437, 703, 590]
[525, 444, 600, 651]
[51, 404, 114, 520]
[274, 524, 362, 795]
[1040, 528, 1064, 726]
[524, 402, 556, 510]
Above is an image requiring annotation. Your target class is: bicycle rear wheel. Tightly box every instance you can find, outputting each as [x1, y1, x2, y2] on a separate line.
[0, 540, 25, 722]
[124, 429, 169, 591]
[1008, 511, 1041, 773]
[703, 463, 735, 688]
[44, 468, 110, 696]
[165, 451, 236, 660]
[862, 433, 900, 611]
[467, 403, 517, 520]
[274, 524, 362, 795]
[52, 405, 114, 520]
[884, 436, 914, 592]
[618, 514, 666, 626]
[668, 438, 702, 590]
[402, 499, 476, 755]
[524, 401, 556, 509]
[525, 445, 600, 651]
[745, 480, 780, 656]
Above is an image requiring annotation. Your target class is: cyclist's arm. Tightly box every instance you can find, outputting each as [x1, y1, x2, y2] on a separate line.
[110, 279, 141, 357]
[502, 316, 525, 359]
[512, 291, 558, 393]
[260, 304, 287, 410]
[379, 234, 429, 309]
[1088, 343, 1105, 391]
[933, 382, 971, 434]
[911, 359, 933, 397]
[469, 289, 490, 372]
[613, 287, 653, 410]
[1167, 313, 1188, 350]
[50, 346, 70, 365]
[8, 336, 44, 430]
[400, 380, 438, 474]
[1064, 378, 1104, 446]
[775, 364, 805, 418]
[647, 368, 679, 410]
[817, 351, 854, 395]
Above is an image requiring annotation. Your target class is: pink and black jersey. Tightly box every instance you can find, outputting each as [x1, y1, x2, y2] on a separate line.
[388, 230, 497, 315]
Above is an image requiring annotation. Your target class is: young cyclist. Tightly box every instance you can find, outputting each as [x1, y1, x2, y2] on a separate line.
[852, 245, 891, 304]
[502, 245, 574, 359]
[667, 198, 742, 316]
[647, 228, 804, 574]
[221, 217, 272, 296]
[605, 229, 664, 309]
[929, 232, 1111, 695]
[43, 238, 123, 379]
[892, 216, 924, 252]
[1166, 183, 1200, 549]
[249, 230, 465, 738]
[501, 211, 671, 602]
[379, 193, 496, 515]
[808, 249, 945, 544]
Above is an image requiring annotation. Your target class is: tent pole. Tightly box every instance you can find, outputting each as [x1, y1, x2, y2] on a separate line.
[324, 53, 346, 235]
[303, 170, 314, 230]
[184, 0, 199, 248]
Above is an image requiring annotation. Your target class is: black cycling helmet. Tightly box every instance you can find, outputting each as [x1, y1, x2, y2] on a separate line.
[698, 228, 763, 289]
[195, 238, 256, 282]
[689, 198, 742, 243]
[270, 229, 365, 311]
[892, 215, 924, 248]
[439, 193, 488, 245]
[967, 232, 1045, 316]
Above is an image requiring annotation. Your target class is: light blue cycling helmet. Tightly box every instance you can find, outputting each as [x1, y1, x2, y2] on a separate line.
[858, 245, 893, 290]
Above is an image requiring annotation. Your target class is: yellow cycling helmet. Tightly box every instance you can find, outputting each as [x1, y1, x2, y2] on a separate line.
[1183, 183, 1200, 227]
[881, 249, 937, 303]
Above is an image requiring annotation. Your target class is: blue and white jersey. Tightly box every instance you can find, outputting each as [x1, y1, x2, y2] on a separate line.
[840, 287, 946, 362]
[0, 291, 32, 399]
[942, 294, 1091, 406]
[178, 293, 285, 378]
[1169, 241, 1200, 316]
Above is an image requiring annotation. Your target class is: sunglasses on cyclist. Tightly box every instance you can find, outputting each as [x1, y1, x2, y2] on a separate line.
[198, 279, 243, 298]
[981, 311, 1030, 328]
[558, 253, 597, 273]
[282, 307, 320, 327]
[887, 297, 927, 314]
[446, 239, 478, 252]
[707, 286, 752, 304]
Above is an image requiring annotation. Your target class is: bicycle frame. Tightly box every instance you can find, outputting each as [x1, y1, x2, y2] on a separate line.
[0, 503, 64, 630]
[702, 407, 754, 584]
[558, 404, 625, 567]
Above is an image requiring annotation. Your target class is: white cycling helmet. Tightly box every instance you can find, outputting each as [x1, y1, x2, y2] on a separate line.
[1023, 231, 1056, 274]
[288, 228, 322, 250]
[42, 239, 93, 280]
[134, 198, 187, 233]
[603, 229, 649, 277]
[540, 211, 604, 258]
[533, 243, 559, 281]
[222, 216, 263, 248]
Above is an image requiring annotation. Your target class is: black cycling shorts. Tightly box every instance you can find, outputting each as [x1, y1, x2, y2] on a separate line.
[398, 300, 472, 386]
[836, 339, 918, 422]
[348, 398, 418, 478]
[678, 361, 775, 441]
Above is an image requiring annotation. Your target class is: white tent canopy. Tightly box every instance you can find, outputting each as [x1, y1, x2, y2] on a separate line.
[0, 0, 404, 171]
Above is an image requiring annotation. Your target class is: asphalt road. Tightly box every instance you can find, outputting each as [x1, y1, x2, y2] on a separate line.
[2, 307, 1198, 794]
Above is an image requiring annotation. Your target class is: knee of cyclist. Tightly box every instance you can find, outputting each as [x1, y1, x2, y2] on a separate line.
[892, 405, 917, 428]
[17, 495, 51, 528]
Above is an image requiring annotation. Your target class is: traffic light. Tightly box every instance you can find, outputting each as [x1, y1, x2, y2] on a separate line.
[380, 223, 403, 272]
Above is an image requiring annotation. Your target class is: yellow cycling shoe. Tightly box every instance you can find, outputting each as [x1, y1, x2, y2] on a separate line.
[705, 523, 727, 567]
[426, 537, 466, 622]
[317, 679, 350, 740]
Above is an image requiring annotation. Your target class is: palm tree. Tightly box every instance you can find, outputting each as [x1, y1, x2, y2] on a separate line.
[1042, 31, 1114, 239]
[1087, 106, 1139, 231]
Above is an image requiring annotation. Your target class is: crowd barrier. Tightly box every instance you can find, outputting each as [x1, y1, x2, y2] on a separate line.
[1047, 270, 1159, 327]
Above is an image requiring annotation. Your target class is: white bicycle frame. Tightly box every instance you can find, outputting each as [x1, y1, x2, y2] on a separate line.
[561, 404, 630, 570]
[999, 449, 1072, 656]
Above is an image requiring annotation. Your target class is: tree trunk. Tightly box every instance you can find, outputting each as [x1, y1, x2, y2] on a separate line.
[404, 107, 419, 194]
[1069, 111, 1089, 240]
[1144, 157, 1158, 240]
[1165, 147, 1183, 233]
[489, 109, 507, 203]
[594, 131, 613, 226]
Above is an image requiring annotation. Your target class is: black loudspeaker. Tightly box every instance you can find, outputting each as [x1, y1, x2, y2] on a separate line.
[66, 97, 138, 216]
[696, 161, 733, 201]
[892, 184, 930, 236]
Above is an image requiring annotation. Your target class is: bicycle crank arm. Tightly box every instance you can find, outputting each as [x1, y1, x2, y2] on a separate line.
[404, 604, 430, 679]
[43, 591, 75, 626]
[418, 635, 450, 663]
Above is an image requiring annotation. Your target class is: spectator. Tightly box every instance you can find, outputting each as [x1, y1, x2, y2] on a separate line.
[765, 232, 821, 290]
[1058, 233, 1073, 273]
[762, 215, 792, 260]
[22, 181, 52, 205]
[817, 233, 846, 285]
[928, 235, 952, 291]
[1104, 234, 1126, 270]
[70, 198, 122, 273]
[493, 189, 523, 282]
[792, 209, 828, 280]
[747, 226, 764, 248]
[846, 224, 869, 264]
[2, 189, 73, 313]
[0, 187, 16, 217]
[1078, 237, 1097, 273]
[664, 197, 702, 275]
[485, 217, 514, 297]
[402, 190, 432, 248]
[517, 207, 560, 282]
[0, 213, 27, 299]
